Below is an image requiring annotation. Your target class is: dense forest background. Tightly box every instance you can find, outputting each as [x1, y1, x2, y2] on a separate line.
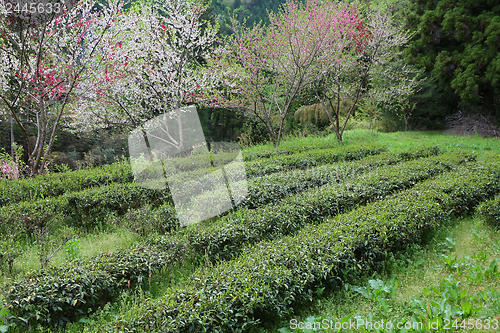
[1, 0, 498, 170]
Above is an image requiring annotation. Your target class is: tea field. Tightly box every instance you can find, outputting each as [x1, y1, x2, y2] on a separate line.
[1, 130, 500, 332]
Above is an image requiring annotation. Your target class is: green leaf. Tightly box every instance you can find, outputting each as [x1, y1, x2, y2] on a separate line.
[461, 300, 471, 317]
[278, 328, 293, 333]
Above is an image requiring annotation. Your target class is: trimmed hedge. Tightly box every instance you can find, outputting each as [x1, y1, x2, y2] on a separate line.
[0, 150, 467, 328]
[242, 141, 342, 161]
[62, 184, 172, 229]
[244, 144, 384, 177]
[0, 162, 133, 207]
[184, 152, 473, 260]
[0, 184, 172, 239]
[101, 157, 500, 332]
[477, 195, 500, 227]
[1, 240, 187, 328]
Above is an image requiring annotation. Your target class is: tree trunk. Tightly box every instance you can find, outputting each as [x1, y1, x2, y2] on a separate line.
[317, 95, 342, 143]
[10, 114, 14, 158]
[276, 116, 285, 147]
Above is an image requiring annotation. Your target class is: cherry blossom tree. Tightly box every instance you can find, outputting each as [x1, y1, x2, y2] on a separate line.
[309, 8, 421, 142]
[218, 0, 329, 147]
[0, 0, 124, 175]
[74, 0, 221, 154]
[216, 0, 371, 147]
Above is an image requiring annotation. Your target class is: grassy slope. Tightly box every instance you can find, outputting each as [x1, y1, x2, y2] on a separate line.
[265, 129, 500, 154]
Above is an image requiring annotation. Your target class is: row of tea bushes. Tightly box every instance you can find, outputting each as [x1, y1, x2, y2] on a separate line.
[183, 152, 474, 260]
[0, 152, 466, 328]
[0, 183, 172, 240]
[108, 203, 180, 236]
[244, 144, 384, 177]
[1, 239, 188, 328]
[101, 158, 500, 332]
[478, 195, 500, 227]
[0, 161, 133, 207]
[191, 147, 441, 212]
[242, 140, 345, 161]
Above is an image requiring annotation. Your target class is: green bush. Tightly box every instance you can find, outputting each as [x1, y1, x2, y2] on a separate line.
[0, 150, 467, 328]
[477, 195, 500, 227]
[0, 184, 172, 239]
[0, 162, 133, 207]
[244, 144, 384, 177]
[0, 146, 433, 243]
[0, 241, 186, 328]
[101, 158, 500, 332]
[109, 203, 180, 236]
[63, 183, 171, 229]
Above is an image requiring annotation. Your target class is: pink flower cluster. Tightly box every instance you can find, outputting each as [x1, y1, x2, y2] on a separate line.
[0, 159, 21, 180]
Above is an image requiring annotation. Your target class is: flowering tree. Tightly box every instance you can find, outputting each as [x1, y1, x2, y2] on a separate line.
[213, 21, 277, 144]
[219, 0, 352, 147]
[309, 8, 421, 142]
[0, 143, 27, 179]
[0, 0, 124, 175]
[74, 0, 221, 154]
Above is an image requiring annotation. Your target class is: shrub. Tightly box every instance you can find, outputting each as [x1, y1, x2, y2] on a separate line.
[0, 162, 133, 207]
[0, 144, 388, 241]
[0, 184, 172, 240]
[62, 184, 171, 229]
[242, 140, 342, 161]
[0, 241, 186, 328]
[102, 158, 500, 332]
[0, 150, 469, 328]
[477, 195, 500, 227]
[110, 204, 180, 236]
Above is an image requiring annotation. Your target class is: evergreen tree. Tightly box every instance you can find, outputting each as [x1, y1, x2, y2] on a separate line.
[406, 0, 500, 120]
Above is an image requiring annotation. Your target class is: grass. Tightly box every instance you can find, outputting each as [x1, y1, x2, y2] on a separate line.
[342, 130, 500, 154]
[1, 226, 140, 285]
[272, 214, 500, 333]
[244, 129, 500, 157]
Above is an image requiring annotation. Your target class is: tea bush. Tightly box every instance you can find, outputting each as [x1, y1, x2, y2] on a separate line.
[101, 159, 500, 332]
[0, 161, 133, 207]
[477, 195, 500, 227]
[0, 143, 379, 210]
[0, 184, 172, 239]
[0, 151, 468, 328]
[1, 240, 187, 328]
